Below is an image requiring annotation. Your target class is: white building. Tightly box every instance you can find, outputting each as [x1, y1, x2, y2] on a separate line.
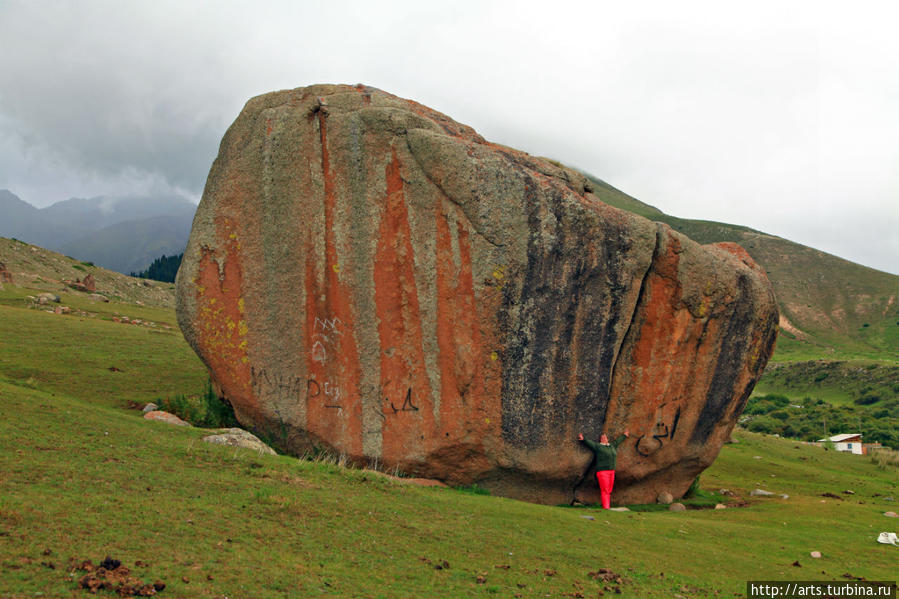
[817, 434, 864, 455]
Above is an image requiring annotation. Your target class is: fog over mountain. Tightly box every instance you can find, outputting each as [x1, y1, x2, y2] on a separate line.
[0, 190, 194, 273]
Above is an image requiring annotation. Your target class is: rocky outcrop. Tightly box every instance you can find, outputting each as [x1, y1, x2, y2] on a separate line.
[176, 84, 778, 505]
[144, 410, 191, 427]
[0, 261, 12, 285]
[64, 273, 97, 293]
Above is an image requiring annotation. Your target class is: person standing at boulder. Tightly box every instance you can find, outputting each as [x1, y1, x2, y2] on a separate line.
[578, 430, 629, 509]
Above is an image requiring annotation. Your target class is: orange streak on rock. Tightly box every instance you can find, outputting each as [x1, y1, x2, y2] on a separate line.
[430, 207, 498, 479]
[434, 209, 467, 438]
[611, 233, 722, 474]
[434, 209, 491, 428]
[302, 113, 363, 457]
[193, 229, 252, 408]
[374, 149, 435, 464]
[629, 237, 684, 395]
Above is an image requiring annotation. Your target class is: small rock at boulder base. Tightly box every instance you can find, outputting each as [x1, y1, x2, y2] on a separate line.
[141, 403, 159, 414]
[657, 491, 674, 505]
[143, 410, 191, 427]
[176, 84, 779, 505]
[669, 503, 686, 512]
[202, 428, 276, 455]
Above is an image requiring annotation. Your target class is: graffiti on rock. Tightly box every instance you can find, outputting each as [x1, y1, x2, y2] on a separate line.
[251, 366, 305, 401]
[306, 377, 342, 409]
[251, 365, 419, 421]
[383, 387, 419, 415]
[635, 403, 681, 457]
[311, 316, 343, 364]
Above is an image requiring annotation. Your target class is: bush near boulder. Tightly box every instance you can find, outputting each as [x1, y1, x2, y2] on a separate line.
[156, 380, 238, 428]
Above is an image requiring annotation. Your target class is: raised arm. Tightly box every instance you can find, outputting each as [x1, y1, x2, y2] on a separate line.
[578, 434, 601, 453]
[612, 430, 630, 448]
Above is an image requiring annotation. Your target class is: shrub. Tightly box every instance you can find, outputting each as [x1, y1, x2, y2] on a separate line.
[854, 394, 881, 406]
[765, 394, 790, 407]
[683, 476, 701, 499]
[747, 416, 779, 435]
[453, 484, 491, 496]
[157, 380, 239, 428]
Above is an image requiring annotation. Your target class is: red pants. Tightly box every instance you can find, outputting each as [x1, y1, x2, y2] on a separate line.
[596, 470, 615, 509]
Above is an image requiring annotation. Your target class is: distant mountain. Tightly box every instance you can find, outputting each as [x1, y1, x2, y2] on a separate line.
[0, 190, 195, 273]
[0, 189, 78, 248]
[57, 214, 192, 275]
[581, 174, 899, 362]
[41, 194, 195, 232]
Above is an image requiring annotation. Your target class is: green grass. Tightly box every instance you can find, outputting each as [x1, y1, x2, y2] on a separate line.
[2, 382, 896, 598]
[0, 282, 897, 597]
[0, 292, 206, 409]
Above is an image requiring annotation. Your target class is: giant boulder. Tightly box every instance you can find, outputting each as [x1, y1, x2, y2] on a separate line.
[176, 84, 778, 505]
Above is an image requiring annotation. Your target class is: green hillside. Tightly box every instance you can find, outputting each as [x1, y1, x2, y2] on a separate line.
[1, 258, 896, 597]
[57, 214, 190, 275]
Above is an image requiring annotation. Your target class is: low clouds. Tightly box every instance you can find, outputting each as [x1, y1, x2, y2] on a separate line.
[0, 0, 896, 273]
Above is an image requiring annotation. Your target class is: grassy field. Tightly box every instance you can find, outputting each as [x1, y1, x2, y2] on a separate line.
[3, 379, 898, 598]
[1, 253, 897, 598]
[0, 292, 206, 409]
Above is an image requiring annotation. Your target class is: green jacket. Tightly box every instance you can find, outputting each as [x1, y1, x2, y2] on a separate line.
[581, 435, 626, 471]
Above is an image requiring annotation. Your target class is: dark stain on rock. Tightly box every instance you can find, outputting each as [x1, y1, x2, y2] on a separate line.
[691, 274, 755, 444]
[500, 177, 636, 447]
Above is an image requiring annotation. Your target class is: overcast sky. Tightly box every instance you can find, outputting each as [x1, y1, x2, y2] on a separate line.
[1, 1, 897, 274]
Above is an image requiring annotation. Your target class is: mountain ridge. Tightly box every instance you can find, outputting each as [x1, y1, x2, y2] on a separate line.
[0, 190, 195, 273]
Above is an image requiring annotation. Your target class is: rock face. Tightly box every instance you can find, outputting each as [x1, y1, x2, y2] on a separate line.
[176, 84, 778, 505]
[202, 428, 277, 455]
[144, 410, 191, 427]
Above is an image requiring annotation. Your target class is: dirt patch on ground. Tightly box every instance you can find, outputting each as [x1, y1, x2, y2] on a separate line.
[387, 476, 448, 487]
[71, 556, 165, 596]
